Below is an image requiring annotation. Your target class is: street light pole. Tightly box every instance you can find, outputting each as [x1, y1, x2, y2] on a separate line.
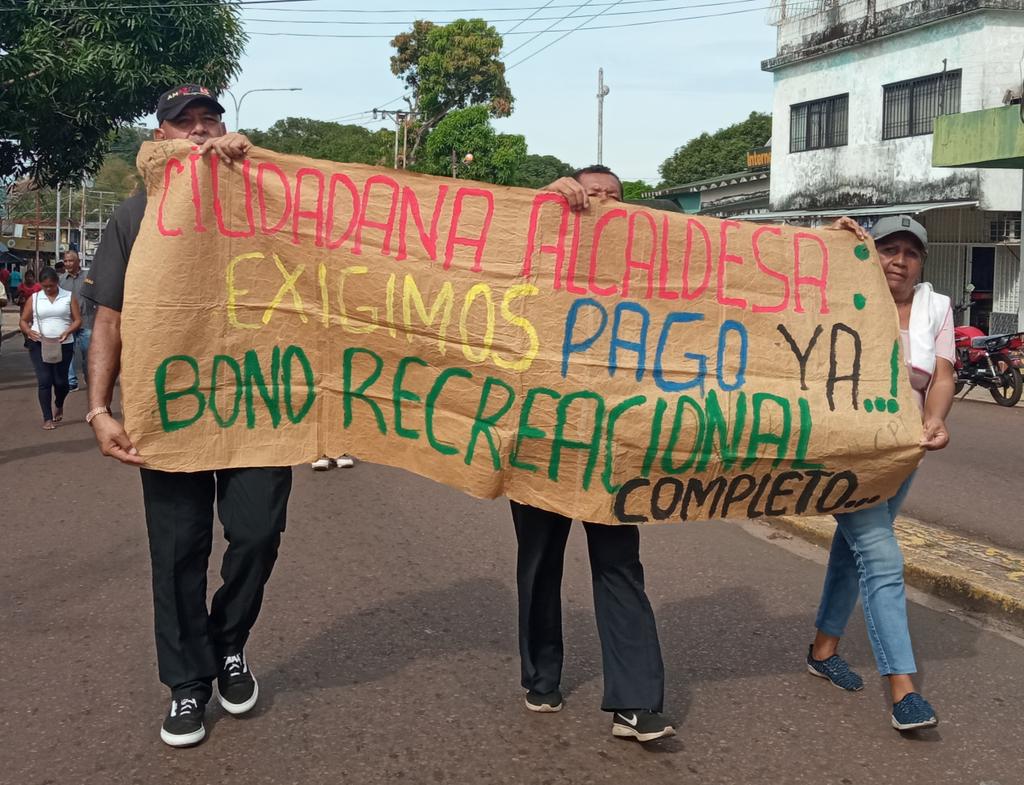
[223, 87, 302, 130]
[597, 68, 610, 165]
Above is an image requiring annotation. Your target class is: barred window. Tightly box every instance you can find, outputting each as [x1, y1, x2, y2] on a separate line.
[790, 94, 848, 153]
[882, 70, 961, 139]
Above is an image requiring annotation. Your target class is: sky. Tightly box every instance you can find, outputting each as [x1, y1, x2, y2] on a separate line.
[177, 0, 780, 185]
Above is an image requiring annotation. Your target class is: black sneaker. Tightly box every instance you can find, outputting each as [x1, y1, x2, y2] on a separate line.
[217, 651, 259, 715]
[160, 697, 206, 747]
[611, 710, 675, 743]
[525, 689, 563, 712]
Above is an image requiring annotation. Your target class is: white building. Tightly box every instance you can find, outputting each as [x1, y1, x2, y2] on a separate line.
[750, 0, 1024, 333]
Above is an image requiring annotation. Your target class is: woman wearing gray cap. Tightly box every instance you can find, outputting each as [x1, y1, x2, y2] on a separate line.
[804, 214, 954, 732]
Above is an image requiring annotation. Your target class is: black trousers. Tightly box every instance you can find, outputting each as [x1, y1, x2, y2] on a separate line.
[510, 501, 665, 712]
[140, 466, 292, 701]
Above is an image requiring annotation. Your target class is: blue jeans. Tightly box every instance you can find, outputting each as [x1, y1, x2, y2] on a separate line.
[68, 326, 91, 387]
[28, 340, 74, 421]
[814, 473, 917, 676]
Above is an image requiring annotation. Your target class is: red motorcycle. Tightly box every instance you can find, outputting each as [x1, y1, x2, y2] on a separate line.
[953, 317, 1024, 406]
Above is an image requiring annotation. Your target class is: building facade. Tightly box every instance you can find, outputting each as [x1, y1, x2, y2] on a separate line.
[755, 0, 1024, 332]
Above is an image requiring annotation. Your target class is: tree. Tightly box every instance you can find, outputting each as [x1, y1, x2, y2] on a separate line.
[0, 1, 246, 186]
[420, 105, 526, 186]
[513, 154, 575, 189]
[658, 112, 771, 187]
[621, 180, 654, 200]
[245, 118, 394, 167]
[391, 19, 513, 167]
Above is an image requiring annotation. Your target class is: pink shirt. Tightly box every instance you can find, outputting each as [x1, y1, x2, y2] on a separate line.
[900, 305, 955, 412]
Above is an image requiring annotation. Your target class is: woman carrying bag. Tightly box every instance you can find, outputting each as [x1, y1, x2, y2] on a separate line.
[20, 266, 81, 430]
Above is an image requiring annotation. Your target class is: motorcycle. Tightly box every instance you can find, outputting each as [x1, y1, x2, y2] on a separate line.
[953, 287, 1024, 406]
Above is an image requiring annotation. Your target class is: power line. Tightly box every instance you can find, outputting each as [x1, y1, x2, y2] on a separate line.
[501, 0, 600, 60]
[507, 0, 625, 68]
[503, 0, 558, 35]
[246, 5, 768, 38]
[1, 0, 691, 11]
[242, 1, 759, 25]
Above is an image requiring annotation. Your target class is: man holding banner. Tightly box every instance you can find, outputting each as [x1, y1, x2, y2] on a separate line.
[83, 85, 292, 749]
[511, 167, 673, 744]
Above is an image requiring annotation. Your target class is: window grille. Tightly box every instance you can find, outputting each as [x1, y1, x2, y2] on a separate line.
[790, 94, 848, 153]
[882, 70, 961, 139]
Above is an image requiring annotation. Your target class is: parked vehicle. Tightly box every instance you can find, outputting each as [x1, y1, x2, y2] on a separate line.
[953, 294, 1024, 406]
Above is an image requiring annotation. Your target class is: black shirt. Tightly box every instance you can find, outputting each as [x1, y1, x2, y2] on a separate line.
[81, 192, 147, 313]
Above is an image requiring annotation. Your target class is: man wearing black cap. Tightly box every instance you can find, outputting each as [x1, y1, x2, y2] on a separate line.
[83, 85, 292, 749]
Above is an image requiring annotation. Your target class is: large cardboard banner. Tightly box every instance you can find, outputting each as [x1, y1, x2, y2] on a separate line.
[121, 141, 922, 523]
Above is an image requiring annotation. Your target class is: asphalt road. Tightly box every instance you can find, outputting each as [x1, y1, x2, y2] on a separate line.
[2, 343, 1023, 785]
[903, 396, 1024, 552]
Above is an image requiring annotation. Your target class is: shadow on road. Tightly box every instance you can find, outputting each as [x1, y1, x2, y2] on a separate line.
[0, 435, 98, 466]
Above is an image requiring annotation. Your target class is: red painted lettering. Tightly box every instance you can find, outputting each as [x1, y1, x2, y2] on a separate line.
[681, 218, 712, 300]
[292, 167, 327, 246]
[210, 158, 255, 239]
[353, 174, 400, 256]
[157, 158, 185, 237]
[793, 232, 830, 314]
[257, 163, 292, 236]
[444, 187, 494, 272]
[325, 173, 360, 250]
[751, 225, 789, 313]
[187, 153, 207, 233]
[586, 207, 627, 296]
[716, 220, 747, 309]
[520, 193, 569, 289]
[397, 184, 448, 262]
[622, 210, 656, 299]
[657, 215, 679, 300]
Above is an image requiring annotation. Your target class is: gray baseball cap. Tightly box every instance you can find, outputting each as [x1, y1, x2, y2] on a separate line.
[871, 214, 928, 250]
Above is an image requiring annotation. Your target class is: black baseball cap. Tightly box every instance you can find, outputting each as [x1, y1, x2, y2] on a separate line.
[156, 84, 226, 124]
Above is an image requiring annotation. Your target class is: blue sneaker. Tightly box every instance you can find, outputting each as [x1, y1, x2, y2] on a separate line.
[891, 692, 938, 731]
[806, 645, 864, 691]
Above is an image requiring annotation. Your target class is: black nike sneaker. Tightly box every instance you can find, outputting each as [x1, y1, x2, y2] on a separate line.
[611, 710, 675, 742]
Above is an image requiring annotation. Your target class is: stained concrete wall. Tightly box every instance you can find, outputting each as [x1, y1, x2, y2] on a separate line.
[768, 8, 1024, 211]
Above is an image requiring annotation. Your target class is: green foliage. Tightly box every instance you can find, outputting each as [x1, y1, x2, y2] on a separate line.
[420, 105, 526, 186]
[621, 180, 654, 200]
[514, 154, 575, 189]
[391, 19, 513, 165]
[0, 1, 247, 186]
[106, 126, 151, 168]
[658, 112, 771, 187]
[245, 118, 395, 167]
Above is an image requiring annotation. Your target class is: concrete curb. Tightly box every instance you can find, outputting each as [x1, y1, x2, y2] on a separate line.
[768, 514, 1024, 627]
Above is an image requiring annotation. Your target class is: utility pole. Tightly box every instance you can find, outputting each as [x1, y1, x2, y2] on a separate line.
[374, 108, 416, 168]
[55, 184, 61, 265]
[597, 67, 610, 165]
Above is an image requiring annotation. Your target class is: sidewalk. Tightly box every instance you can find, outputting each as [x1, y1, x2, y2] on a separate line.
[769, 513, 1024, 627]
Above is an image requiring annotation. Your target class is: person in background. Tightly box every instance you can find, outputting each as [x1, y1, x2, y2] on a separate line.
[0, 265, 10, 300]
[0, 277, 7, 353]
[15, 267, 40, 306]
[60, 249, 93, 390]
[806, 215, 953, 732]
[506, 165, 673, 744]
[10, 264, 23, 297]
[311, 455, 355, 471]
[19, 266, 81, 429]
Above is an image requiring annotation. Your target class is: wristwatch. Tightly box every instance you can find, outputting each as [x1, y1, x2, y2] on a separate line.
[85, 406, 112, 425]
